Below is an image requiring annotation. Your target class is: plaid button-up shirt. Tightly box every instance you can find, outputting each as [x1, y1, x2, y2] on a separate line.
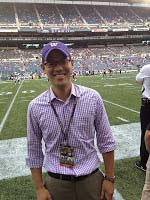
[26, 84, 116, 176]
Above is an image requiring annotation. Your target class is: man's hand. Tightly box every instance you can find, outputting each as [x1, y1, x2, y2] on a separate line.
[36, 186, 52, 200]
[100, 180, 114, 200]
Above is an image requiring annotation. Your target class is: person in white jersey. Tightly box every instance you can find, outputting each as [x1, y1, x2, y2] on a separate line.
[135, 64, 150, 172]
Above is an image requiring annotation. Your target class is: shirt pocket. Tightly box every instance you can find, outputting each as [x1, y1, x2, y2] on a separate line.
[39, 117, 60, 141]
[73, 113, 95, 140]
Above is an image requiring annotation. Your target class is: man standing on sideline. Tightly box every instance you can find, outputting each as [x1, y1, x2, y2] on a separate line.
[26, 41, 116, 200]
[135, 64, 150, 172]
[141, 122, 150, 199]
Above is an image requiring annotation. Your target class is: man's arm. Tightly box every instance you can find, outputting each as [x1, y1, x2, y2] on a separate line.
[31, 168, 44, 190]
[136, 73, 144, 84]
[31, 168, 52, 200]
[94, 94, 116, 200]
[101, 151, 115, 200]
[102, 151, 114, 177]
[26, 104, 51, 200]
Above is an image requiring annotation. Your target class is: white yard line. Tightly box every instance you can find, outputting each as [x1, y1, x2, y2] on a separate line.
[0, 102, 5, 104]
[0, 81, 12, 84]
[117, 117, 130, 123]
[101, 76, 136, 80]
[0, 81, 23, 133]
[104, 83, 132, 87]
[20, 96, 35, 99]
[21, 99, 31, 102]
[0, 98, 9, 101]
[103, 99, 140, 114]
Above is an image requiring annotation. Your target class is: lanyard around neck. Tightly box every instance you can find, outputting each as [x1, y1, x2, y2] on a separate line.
[50, 97, 77, 142]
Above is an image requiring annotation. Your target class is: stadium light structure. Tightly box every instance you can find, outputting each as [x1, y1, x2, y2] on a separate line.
[0, 0, 137, 3]
[0, 0, 147, 2]
[0, 0, 150, 6]
[0, 0, 96, 4]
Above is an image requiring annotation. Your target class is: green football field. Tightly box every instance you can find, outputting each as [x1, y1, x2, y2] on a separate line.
[0, 72, 145, 200]
[0, 72, 141, 140]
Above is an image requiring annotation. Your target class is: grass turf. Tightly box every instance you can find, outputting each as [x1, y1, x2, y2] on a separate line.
[0, 72, 145, 200]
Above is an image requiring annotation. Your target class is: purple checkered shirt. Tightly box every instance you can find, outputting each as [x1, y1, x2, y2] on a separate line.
[26, 84, 116, 176]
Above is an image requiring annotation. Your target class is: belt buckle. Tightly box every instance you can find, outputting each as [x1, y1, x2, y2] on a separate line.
[145, 98, 149, 103]
[59, 174, 63, 180]
[70, 175, 76, 182]
[142, 98, 148, 104]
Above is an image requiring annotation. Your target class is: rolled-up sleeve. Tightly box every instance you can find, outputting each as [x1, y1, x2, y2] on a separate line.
[136, 72, 144, 84]
[94, 95, 116, 154]
[26, 102, 44, 168]
[136, 67, 146, 84]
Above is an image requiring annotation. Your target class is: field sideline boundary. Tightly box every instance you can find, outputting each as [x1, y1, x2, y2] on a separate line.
[0, 81, 23, 133]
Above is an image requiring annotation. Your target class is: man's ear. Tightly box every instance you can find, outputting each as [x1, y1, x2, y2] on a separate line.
[71, 59, 74, 67]
[41, 63, 46, 74]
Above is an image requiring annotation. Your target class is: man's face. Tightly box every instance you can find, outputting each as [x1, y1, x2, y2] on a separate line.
[41, 49, 73, 89]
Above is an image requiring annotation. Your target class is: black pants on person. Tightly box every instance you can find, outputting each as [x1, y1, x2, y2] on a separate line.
[140, 102, 150, 167]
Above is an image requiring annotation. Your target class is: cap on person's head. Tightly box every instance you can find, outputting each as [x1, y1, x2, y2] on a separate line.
[42, 41, 71, 63]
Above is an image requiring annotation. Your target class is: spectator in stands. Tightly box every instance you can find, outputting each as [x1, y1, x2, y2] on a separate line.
[141, 122, 150, 200]
[26, 41, 116, 200]
[135, 64, 150, 172]
[1, 46, 150, 75]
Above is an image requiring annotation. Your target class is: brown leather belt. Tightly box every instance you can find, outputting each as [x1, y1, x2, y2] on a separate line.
[47, 168, 99, 182]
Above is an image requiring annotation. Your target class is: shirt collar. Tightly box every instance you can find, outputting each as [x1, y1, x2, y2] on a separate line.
[48, 83, 80, 103]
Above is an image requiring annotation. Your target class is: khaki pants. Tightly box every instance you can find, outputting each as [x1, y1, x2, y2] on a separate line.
[141, 157, 150, 200]
[44, 170, 104, 200]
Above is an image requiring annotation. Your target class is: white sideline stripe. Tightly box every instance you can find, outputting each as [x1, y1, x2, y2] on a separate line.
[117, 117, 130, 123]
[114, 189, 124, 200]
[103, 99, 140, 114]
[0, 81, 23, 133]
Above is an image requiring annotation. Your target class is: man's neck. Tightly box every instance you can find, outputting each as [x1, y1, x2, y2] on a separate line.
[52, 84, 72, 101]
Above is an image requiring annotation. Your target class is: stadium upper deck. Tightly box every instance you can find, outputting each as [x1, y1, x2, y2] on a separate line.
[0, 2, 150, 33]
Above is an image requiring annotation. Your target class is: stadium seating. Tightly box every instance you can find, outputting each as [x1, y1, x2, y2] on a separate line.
[0, 3, 150, 31]
[1, 46, 150, 76]
[0, 3, 16, 25]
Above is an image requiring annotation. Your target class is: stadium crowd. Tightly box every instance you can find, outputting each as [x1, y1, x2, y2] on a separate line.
[0, 45, 150, 77]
